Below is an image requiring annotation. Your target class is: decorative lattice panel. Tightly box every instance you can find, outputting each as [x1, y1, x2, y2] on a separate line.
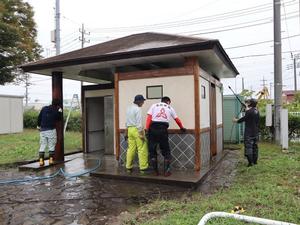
[119, 133, 195, 169]
[200, 131, 211, 167]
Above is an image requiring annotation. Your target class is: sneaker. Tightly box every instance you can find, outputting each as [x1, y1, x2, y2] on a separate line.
[49, 157, 54, 165]
[126, 168, 133, 174]
[39, 158, 44, 167]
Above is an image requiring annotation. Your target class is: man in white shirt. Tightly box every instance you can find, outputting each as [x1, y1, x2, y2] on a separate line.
[125, 95, 149, 173]
[145, 96, 186, 176]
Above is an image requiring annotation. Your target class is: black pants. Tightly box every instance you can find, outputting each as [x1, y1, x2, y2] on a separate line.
[244, 136, 259, 163]
[148, 122, 171, 160]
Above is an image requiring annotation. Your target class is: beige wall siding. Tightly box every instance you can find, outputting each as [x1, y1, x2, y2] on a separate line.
[216, 85, 223, 125]
[119, 75, 195, 129]
[0, 96, 23, 134]
[200, 77, 210, 128]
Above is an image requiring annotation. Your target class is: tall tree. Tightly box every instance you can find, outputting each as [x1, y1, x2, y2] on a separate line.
[0, 0, 41, 85]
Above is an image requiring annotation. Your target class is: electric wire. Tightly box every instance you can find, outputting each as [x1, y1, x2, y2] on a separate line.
[89, 1, 297, 32]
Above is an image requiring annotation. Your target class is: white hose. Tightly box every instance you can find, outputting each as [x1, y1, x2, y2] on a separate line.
[197, 212, 298, 225]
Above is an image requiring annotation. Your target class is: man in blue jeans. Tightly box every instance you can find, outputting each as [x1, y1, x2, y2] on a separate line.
[233, 98, 260, 167]
[37, 99, 62, 166]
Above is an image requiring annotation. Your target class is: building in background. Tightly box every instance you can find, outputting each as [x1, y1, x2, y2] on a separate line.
[0, 95, 23, 134]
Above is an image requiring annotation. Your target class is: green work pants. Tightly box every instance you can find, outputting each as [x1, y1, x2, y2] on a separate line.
[126, 127, 148, 170]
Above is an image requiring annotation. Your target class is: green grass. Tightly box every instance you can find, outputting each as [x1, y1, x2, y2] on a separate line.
[0, 129, 82, 165]
[125, 143, 300, 225]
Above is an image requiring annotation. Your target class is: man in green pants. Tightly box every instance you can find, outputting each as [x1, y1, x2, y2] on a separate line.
[125, 95, 149, 174]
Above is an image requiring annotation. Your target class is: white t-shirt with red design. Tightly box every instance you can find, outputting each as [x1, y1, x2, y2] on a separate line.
[147, 102, 178, 123]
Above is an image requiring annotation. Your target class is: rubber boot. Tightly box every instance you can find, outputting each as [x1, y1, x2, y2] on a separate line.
[39, 152, 45, 167]
[246, 155, 254, 167]
[150, 158, 159, 176]
[253, 154, 258, 165]
[163, 159, 172, 177]
[49, 152, 55, 165]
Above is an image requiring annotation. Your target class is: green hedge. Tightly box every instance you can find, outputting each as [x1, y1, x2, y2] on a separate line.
[23, 109, 82, 132]
[259, 114, 300, 140]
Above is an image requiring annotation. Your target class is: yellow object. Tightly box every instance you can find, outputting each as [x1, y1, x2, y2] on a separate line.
[126, 127, 149, 170]
[49, 157, 54, 165]
[256, 86, 269, 100]
[39, 158, 44, 167]
[231, 206, 245, 214]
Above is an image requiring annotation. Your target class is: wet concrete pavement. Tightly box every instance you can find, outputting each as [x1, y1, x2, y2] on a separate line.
[0, 150, 240, 225]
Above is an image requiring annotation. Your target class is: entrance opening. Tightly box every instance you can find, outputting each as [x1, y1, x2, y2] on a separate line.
[86, 96, 114, 155]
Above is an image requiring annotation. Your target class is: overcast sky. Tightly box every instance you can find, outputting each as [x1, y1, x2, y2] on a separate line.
[1, 0, 299, 103]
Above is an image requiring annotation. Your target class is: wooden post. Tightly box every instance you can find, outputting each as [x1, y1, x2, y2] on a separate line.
[114, 73, 120, 160]
[185, 57, 201, 171]
[52, 71, 64, 162]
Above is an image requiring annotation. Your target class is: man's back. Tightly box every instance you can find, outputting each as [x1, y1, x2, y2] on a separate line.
[38, 106, 60, 131]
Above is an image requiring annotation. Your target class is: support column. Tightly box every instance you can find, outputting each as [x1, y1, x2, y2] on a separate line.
[52, 71, 64, 161]
[185, 57, 201, 171]
[114, 73, 120, 160]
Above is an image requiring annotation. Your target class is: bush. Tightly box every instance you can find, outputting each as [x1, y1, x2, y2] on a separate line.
[23, 109, 39, 129]
[23, 109, 82, 132]
[259, 114, 300, 140]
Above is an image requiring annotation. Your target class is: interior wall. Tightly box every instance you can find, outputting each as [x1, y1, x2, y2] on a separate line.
[119, 75, 195, 129]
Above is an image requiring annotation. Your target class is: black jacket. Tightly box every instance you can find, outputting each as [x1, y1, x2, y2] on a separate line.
[237, 107, 260, 137]
[37, 105, 62, 131]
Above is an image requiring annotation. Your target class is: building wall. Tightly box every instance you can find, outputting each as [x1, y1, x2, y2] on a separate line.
[200, 77, 210, 128]
[0, 95, 23, 134]
[216, 85, 223, 125]
[119, 75, 195, 129]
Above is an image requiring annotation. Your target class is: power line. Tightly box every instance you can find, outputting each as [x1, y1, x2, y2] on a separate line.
[188, 14, 299, 36]
[89, 1, 297, 32]
[225, 33, 300, 50]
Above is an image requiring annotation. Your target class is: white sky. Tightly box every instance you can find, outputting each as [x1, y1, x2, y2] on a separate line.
[1, 0, 299, 103]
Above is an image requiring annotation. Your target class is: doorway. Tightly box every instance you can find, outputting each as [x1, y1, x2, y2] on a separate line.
[85, 95, 114, 155]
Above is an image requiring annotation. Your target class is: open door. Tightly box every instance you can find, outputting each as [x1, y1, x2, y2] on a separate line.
[85, 95, 114, 154]
[210, 83, 217, 157]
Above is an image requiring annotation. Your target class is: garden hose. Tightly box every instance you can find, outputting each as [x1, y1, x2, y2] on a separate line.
[0, 159, 101, 185]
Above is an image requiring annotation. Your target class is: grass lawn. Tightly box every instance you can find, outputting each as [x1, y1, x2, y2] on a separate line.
[125, 143, 300, 225]
[0, 129, 82, 165]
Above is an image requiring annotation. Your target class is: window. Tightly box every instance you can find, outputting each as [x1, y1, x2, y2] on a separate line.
[201, 85, 206, 99]
[146, 85, 163, 99]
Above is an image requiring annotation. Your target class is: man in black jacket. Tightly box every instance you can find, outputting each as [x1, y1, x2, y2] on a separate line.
[37, 99, 62, 166]
[233, 98, 260, 167]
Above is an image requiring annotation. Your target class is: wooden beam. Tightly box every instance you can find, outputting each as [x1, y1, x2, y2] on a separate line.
[114, 73, 120, 160]
[118, 67, 194, 81]
[52, 71, 64, 162]
[186, 57, 201, 171]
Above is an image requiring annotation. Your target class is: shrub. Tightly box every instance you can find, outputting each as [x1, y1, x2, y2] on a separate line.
[23, 109, 39, 129]
[259, 114, 300, 140]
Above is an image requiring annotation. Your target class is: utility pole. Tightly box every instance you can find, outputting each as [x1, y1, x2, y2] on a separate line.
[79, 24, 90, 49]
[294, 57, 297, 92]
[269, 82, 273, 99]
[24, 74, 31, 107]
[260, 77, 267, 87]
[242, 77, 245, 91]
[79, 24, 90, 87]
[55, 0, 60, 55]
[273, 0, 283, 143]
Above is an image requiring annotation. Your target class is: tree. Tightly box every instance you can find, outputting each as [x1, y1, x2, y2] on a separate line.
[0, 0, 41, 85]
